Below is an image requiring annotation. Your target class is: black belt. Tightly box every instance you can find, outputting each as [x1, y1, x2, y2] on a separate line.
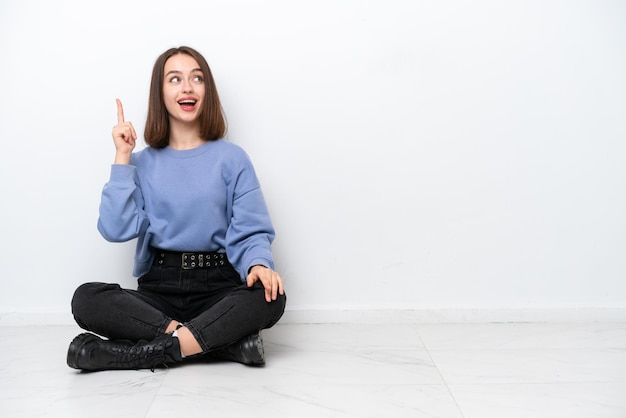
[153, 249, 227, 269]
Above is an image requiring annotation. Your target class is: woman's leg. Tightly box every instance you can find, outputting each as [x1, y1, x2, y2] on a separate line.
[69, 265, 286, 368]
[185, 281, 286, 353]
[71, 282, 173, 341]
[163, 320, 203, 356]
[68, 282, 184, 371]
[135, 260, 287, 357]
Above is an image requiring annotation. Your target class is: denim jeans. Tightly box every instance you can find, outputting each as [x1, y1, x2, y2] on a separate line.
[71, 259, 286, 353]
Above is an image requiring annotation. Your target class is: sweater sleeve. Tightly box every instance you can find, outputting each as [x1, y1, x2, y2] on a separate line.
[97, 164, 150, 242]
[225, 155, 275, 279]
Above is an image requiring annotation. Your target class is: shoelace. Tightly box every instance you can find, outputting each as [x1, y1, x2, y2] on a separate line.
[111, 340, 169, 371]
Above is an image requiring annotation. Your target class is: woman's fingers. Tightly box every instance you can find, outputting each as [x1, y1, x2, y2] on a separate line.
[116, 98, 125, 124]
[246, 266, 285, 303]
[112, 99, 137, 151]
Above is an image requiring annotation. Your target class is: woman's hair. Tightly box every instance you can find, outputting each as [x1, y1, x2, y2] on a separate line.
[144, 46, 227, 148]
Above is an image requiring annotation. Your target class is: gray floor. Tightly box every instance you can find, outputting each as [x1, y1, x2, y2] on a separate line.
[1, 322, 625, 417]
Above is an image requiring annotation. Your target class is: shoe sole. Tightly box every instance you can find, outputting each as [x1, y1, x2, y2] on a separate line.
[248, 332, 265, 367]
[67, 333, 97, 370]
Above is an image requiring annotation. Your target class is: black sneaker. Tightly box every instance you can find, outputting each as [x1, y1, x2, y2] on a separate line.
[210, 331, 265, 366]
[67, 332, 182, 371]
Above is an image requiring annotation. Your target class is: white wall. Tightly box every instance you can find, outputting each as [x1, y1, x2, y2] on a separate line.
[1, 0, 625, 322]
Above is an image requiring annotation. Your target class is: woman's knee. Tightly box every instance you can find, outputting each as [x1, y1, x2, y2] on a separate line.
[71, 282, 119, 319]
[265, 292, 287, 328]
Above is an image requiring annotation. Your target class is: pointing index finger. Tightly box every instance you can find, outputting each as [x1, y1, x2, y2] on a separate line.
[116, 98, 125, 124]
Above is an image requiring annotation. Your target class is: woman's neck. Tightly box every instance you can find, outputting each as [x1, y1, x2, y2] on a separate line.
[168, 120, 205, 150]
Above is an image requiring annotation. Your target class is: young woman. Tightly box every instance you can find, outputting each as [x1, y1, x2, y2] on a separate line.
[67, 46, 286, 371]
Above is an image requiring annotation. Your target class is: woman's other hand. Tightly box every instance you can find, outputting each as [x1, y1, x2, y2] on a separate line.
[246, 265, 285, 303]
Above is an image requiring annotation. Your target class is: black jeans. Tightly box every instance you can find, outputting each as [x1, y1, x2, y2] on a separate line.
[71, 260, 286, 353]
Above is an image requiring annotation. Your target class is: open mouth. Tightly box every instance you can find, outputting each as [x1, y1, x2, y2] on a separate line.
[178, 99, 197, 110]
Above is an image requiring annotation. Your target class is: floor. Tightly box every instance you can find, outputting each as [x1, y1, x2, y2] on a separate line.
[1, 322, 625, 418]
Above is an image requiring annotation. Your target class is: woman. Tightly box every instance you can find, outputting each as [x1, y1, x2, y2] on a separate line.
[67, 46, 286, 371]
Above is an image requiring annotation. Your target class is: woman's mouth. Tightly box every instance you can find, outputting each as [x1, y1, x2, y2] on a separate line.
[178, 99, 197, 111]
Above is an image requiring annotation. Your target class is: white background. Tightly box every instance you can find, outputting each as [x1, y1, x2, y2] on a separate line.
[1, 0, 625, 320]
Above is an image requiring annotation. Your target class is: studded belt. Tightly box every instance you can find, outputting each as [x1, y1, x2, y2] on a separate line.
[153, 249, 228, 269]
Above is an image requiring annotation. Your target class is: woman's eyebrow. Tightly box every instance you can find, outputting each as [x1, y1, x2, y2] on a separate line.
[165, 68, 202, 77]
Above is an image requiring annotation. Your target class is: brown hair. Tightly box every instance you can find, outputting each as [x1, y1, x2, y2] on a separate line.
[144, 46, 227, 148]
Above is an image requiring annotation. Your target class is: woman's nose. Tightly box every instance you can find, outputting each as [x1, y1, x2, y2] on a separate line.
[182, 79, 193, 93]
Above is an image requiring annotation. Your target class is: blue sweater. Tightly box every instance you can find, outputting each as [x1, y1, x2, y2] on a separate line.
[97, 139, 275, 279]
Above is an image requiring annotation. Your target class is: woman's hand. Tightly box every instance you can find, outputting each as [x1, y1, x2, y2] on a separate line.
[246, 265, 285, 303]
[112, 98, 137, 164]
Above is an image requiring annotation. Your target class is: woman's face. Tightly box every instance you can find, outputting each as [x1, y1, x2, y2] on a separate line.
[162, 53, 205, 125]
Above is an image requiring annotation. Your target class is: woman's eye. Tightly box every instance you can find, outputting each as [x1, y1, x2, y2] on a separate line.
[170, 76, 180, 83]
[193, 76, 204, 82]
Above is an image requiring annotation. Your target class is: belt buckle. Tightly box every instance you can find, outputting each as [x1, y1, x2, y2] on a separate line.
[181, 253, 197, 269]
